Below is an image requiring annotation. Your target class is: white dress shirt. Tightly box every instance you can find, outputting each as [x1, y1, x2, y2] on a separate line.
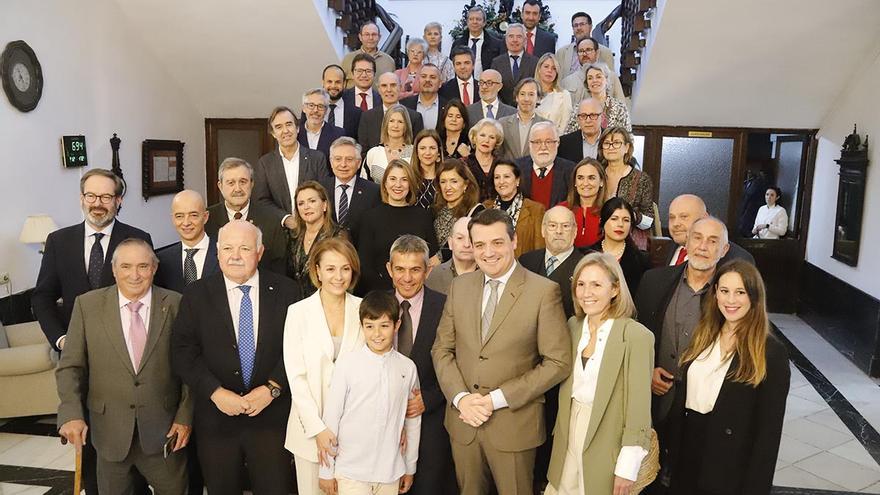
[668, 245, 687, 266]
[180, 233, 210, 279]
[395, 287, 425, 347]
[685, 338, 733, 414]
[224, 272, 260, 343]
[306, 127, 321, 150]
[469, 32, 485, 78]
[544, 246, 575, 269]
[118, 289, 151, 370]
[320, 346, 421, 483]
[225, 202, 250, 222]
[84, 220, 114, 271]
[509, 50, 525, 73]
[281, 146, 301, 212]
[356, 89, 374, 111]
[457, 77, 475, 103]
[334, 177, 357, 219]
[481, 98, 499, 119]
[327, 99, 346, 127]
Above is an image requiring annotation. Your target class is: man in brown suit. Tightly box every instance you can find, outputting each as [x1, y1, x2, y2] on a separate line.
[432, 209, 571, 494]
[57, 238, 192, 494]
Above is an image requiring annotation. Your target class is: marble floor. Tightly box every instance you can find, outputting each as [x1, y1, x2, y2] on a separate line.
[2, 314, 880, 494]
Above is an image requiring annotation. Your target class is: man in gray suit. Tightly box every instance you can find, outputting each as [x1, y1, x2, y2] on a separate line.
[466, 69, 516, 124]
[253, 106, 330, 229]
[490, 24, 539, 105]
[57, 238, 192, 494]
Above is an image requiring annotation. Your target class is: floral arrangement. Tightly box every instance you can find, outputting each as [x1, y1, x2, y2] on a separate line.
[449, 0, 555, 39]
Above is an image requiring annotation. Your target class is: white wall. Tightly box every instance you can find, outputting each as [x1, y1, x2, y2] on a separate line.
[806, 47, 880, 299]
[0, 0, 205, 295]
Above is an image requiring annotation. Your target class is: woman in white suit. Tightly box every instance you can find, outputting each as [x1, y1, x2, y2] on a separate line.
[283, 237, 364, 495]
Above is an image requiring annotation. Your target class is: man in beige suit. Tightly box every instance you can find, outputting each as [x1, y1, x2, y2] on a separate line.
[57, 238, 192, 494]
[432, 209, 571, 494]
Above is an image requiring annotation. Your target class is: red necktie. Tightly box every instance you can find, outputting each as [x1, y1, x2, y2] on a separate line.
[527, 31, 535, 55]
[675, 247, 688, 265]
[461, 81, 471, 105]
[359, 92, 368, 111]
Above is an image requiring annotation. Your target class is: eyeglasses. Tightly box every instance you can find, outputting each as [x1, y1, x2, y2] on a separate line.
[304, 103, 327, 112]
[572, 21, 590, 28]
[477, 80, 500, 87]
[353, 68, 374, 75]
[601, 141, 626, 150]
[529, 139, 559, 148]
[546, 222, 575, 231]
[83, 193, 116, 204]
[577, 113, 601, 121]
[577, 48, 596, 54]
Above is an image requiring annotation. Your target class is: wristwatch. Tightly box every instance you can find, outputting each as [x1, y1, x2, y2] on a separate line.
[266, 381, 282, 398]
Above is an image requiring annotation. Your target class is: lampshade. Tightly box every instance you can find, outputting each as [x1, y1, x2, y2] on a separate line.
[19, 214, 58, 244]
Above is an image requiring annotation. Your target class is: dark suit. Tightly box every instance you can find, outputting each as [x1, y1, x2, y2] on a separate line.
[663, 241, 756, 267]
[204, 202, 289, 276]
[171, 270, 301, 495]
[154, 239, 221, 293]
[357, 105, 425, 151]
[526, 28, 558, 57]
[341, 87, 381, 113]
[438, 77, 480, 105]
[519, 249, 582, 319]
[452, 32, 504, 72]
[296, 122, 345, 160]
[252, 147, 330, 222]
[558, 130, 601, 163]
[318, 176, 381, 245]
[326, 100, 362, 139]
[490, 52, 539, 105]
[515, 156, 576, 208]
[466, 100, 516, 124]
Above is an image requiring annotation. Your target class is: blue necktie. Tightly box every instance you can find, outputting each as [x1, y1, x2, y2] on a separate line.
[511, 55, 520, 80]
[237, 285, 255, 388]
[486, 103, 495, 119]
[471, 38, 479, 57]
[88, 233, 105, 289]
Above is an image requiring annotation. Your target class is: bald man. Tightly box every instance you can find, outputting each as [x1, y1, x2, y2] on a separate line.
[466, 69, 516, 123]
[665, 194, 755, 266]
[155, 190, 220, 293]
[356, 72, 424, 150]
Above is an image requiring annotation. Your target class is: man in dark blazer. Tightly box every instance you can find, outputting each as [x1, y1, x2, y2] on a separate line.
[521, 0, 558, 57]
[388, 235, 456, 495]
[57, 238, 192, 494]
[515, 122, 575, 208]
[319, 137, 381, 246]
[205, 157, 288, 275]
[323, 64, 361, 138]
[155, 190, 220, 294]
[340, 53, 382, 112]
[438, 47, 480, 106]
[557, 97, 603, 162]
[357, 72, 425, 151]
[298, 89, 345, 160]
[451, 6, 504, 75]
[663, 194, 756, 267]
[490, 23, 539, 105]
[466, 69, 516, 123]
[253, 106, 330, 229]
[172, 220, 301, 495]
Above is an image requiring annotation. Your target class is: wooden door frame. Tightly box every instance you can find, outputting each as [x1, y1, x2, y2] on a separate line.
[204, 118, 271, 205]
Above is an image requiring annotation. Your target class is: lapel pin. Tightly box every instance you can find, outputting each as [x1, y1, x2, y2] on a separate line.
[268, 286, 274, 291]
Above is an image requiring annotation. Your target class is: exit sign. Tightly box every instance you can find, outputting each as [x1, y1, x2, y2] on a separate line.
[62, 135, 88, 168]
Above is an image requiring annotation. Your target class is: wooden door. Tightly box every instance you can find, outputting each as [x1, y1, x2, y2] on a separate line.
[204, 119, 273, 205]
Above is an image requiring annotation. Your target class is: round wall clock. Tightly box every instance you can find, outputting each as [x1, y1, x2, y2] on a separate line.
[1, 40, 44, 112]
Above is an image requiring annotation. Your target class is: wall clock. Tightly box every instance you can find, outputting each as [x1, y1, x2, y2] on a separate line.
[1, 40, 44, 112]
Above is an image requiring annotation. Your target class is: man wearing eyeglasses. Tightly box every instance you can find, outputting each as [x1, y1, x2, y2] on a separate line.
[341, 54, 382, 113]
[466, 69, 516, 124]
[32, 168, 152, 495]
[515, 121, 575, 209]
[555, 13, 616, 80]
[560, 37, 625, 102]
[558, 98, 604, 162]
[297, 88, 345, 159]
[340, 22, 395, 89]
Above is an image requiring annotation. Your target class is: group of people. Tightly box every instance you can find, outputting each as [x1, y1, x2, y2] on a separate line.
[34, 2, 792, 495]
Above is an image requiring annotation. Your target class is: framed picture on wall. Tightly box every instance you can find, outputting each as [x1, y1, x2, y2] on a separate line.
[142, 139, 184, 200]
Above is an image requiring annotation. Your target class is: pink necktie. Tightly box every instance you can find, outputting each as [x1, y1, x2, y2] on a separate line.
[127, 301, 147, 371]
[461, 81, 471, 105]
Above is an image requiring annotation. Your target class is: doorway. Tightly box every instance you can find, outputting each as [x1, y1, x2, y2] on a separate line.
[204, 119, 273, 205]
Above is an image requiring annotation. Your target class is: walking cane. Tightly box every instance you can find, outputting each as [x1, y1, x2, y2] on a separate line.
[73, 448, 82, 494]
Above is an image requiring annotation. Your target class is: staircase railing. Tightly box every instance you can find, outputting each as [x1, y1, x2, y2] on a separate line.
[619, 0, 656, 96]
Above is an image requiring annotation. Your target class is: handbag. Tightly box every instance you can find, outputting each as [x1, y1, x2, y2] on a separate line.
[622, 321, 661, 494]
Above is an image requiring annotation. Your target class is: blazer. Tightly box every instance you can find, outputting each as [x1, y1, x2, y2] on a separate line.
[662, 241, 756, 267]
[666, 335, 790, 495]
[282, 291, 364, 462]
[633, 264, 692, 356]
[498, 113, 551, 161]
[527, 28, 558, 58]
[204, 201, 289, 275]
[341, 87, 381, 114]
[154, 238, 220, 293]
[438, 77, 480, 105]
[253, 146, 330, 222]
[56, 286, 191, 462]
[515, 155, 576, 208]
[555, 43, 615, 80]
[424, 260, 455, 296]
[547, 317, 654, 495]
[297, 122, 345, 160]
[171, 270, 301, 433]
[318, 175, 381, 244]
[490, 52, 539, 106]
[32, 221, 152, 351]
[483, 198, 545, 257]
[330, 98, 363, 139]
[452, 32, 504, 72]
[558, 130, 600, 163]
[519, 248, 584, 319]
[431, 264, 572, 452]
[466, 100, 516, 124]
[357, 105, 425, 151]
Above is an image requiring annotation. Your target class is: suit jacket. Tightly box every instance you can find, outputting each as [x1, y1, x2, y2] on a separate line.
[666, 335, 789, 495]
[546, 317, 654, 495]
[558, 130, 600, 163]
[438, 77, 480, 105]
[341, 87, 381, 114]
[466, 100, 516, 124]
[498, 113, 550, 161]
[519, 248, 583, 319]
[32, 221, 153, 351]
[253, 146, 330, 222]
[424, 260, 455, 296]
[297, 122, 345, 160]
[154, 238, 220, 293]
[515, 155, 576, 208]
[204, 201, 289, 275]
[490, 52, 539, 105]
[555, 43, 615, 80]
[328, 99, 363, 139]
[662, 241, 756, 267]
[452, 32, 504, 72]
[527, 28, 558, 58]
[318, 175, 381, 244]
[56, 286, 191, 462]
[431, 264, 571, 451]
[171, 270, 301, 433]
[633, 264, 691, 355]
[282, 292, 364, 462]
[357, 105, 425, 151]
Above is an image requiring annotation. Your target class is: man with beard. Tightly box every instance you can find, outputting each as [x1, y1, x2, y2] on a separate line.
[559, 36, 625, 103]
[401, 63, 447, 130]
[32, 168, 152, 495]
[555, 13, 615, 79]
[297, 88, 345, 159]
[322, 64, 361, 138]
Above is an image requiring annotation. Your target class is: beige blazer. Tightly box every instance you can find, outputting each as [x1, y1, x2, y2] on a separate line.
[283, 291, 364, 461]
[432, 264, 571, 452]
[556, 43, 616, 80]
[56, 286, 191, 462]
[547, 317, 654, 494]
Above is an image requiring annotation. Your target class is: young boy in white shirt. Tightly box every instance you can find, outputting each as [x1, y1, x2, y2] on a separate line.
[319, 291, 421, 495]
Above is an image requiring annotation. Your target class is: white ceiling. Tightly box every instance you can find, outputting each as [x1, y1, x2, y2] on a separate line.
[631, 0, 880, 128]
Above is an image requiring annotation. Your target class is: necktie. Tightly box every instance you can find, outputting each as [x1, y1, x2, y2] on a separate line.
[184, 248, 198, 285]
[527, 32, 535, 55]
[486, 103, 494, 119]
[511, 55, 520, 80]
[233, 211, 243, 220]
[88, 233, 105, 289]
[545, 256, 558, 276]
[237, 285, 256, 388]
[338, 184, 350, 225]
[470, 38, 479, 57]
[538, 166, 548, 179]
[328, 103, 337, 126]
[461, 81, 471, 105]
[398, 300, 413, 357]
[126, 301, 147, 371]
[481, 280, 501, 343]
[359, 92, 369, 111]
[675, 247, 688, 266]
